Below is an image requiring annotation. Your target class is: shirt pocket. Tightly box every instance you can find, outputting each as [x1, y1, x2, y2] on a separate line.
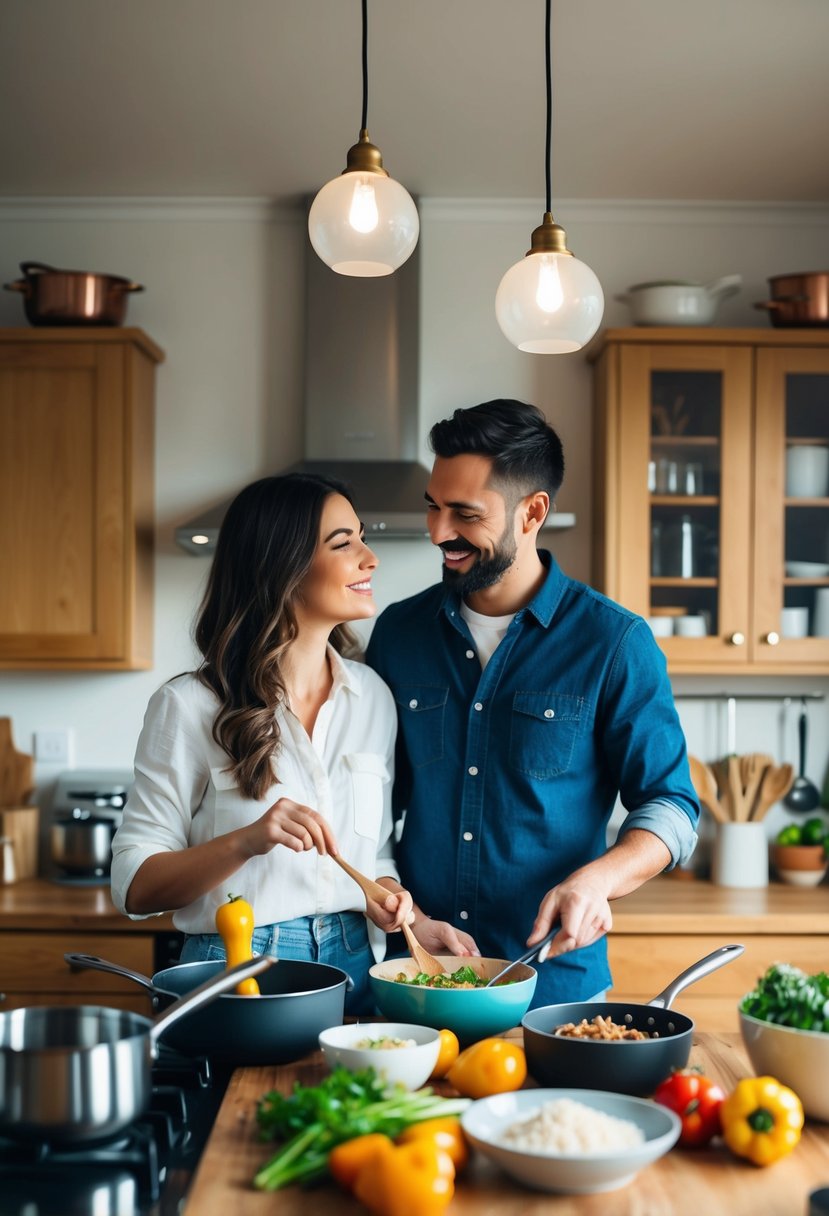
[209, 764, 258, 825]
[393, 684, 448, 769]
[345, 752, 390, 839]
[509, 692, 585, 779]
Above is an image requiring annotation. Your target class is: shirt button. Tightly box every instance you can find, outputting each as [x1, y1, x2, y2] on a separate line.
[459, 910, 469, 920]
[468, 766, 478, 776]
[465, 649, 475, 659]
[463, 831, 473, 841]
[544, 708, 555, 719]
[474, 701, 483, 712]
[409, 699, 418, 709]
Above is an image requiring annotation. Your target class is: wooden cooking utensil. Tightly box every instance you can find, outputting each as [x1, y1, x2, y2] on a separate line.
[727, 755, 746, 822]
[751, 763, 795, 823]
[0, 718, 34, 808]
[740, 752, 772, 820]
[688, 756, 730, 825]
[331, 854, 444, 977]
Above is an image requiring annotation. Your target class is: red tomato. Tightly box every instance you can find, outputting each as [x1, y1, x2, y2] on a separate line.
[653, 1068, 725, 1147]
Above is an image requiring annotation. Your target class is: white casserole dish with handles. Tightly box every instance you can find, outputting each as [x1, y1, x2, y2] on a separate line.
[616, 275, 741, 325]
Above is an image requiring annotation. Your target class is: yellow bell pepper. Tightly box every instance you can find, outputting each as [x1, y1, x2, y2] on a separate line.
[720, 1075, 804, 1166]
[352, 1138, 455, 1216]
[215, 893, 260, 995]
[446, 1036, 527, 1099]
[329, 1133, 394, 1190]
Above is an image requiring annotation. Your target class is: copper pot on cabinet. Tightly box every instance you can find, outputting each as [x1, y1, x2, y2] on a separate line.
[755, 271, 829, 327]
[3, 261, 144, 326]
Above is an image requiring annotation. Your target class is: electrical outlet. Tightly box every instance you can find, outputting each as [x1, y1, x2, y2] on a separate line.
[34, 729, 74, 766]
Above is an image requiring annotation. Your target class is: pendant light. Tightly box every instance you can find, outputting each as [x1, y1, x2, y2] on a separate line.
[496, 0, 604, 353]
[308, 0, 419, 277]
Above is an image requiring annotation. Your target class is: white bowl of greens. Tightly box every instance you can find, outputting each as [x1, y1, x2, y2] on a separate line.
[739, 963, 829, 1122]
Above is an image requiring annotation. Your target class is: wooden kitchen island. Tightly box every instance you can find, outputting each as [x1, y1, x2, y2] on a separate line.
[188, 1032, 829, 1216]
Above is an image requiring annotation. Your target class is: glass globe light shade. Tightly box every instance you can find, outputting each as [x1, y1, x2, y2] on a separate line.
[308, 171, 420, 277]
[496, 250, 605, 353]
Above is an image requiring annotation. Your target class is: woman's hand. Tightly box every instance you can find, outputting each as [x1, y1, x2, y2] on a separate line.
[365, 880, 414, 933]
[411, 916, 480, 958]
[243, 796, 338, 858]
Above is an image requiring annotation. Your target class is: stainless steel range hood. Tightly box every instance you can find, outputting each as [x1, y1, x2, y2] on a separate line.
[176, 230, 575, 555]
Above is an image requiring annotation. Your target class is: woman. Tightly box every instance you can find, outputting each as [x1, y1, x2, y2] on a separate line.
[111, 473, 418, 1012]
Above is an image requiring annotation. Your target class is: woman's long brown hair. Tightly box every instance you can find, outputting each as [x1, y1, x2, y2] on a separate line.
[194, 473, 358, 800]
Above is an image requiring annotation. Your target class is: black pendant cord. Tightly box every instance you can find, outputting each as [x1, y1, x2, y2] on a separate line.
[545, 0, 552, 213]
[361, 0, 369, 131]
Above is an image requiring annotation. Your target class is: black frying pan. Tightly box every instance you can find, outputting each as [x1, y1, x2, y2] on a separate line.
[65, 952, 350, 1065]
[522, 944, 744, 1096]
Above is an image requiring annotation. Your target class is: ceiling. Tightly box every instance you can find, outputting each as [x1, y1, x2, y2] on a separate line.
[1, 0, 828, 203]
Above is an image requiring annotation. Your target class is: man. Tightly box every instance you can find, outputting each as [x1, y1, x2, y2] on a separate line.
[366, 399, 698, 1006]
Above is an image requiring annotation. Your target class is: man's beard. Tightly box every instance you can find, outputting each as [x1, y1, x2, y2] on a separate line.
[440, 528, 517, 596]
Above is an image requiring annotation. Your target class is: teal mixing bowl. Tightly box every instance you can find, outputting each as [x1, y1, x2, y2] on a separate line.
[369, 956, 537, 1044]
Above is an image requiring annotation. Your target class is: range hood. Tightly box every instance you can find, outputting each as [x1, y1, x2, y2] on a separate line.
[176, 233, 574, 555]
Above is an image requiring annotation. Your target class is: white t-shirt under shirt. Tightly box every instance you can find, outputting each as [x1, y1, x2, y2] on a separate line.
[460, 601, 516, 669]
[110, 647, 398, 960]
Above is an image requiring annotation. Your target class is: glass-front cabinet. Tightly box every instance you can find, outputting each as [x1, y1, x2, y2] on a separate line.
[591, 330, 829, 673]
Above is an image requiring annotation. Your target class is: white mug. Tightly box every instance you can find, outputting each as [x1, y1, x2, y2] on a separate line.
[781, 606, 809, 638]
[648, 616, 673, 637]
[786, 444, 829, 498]
[712, 822, 769, 888]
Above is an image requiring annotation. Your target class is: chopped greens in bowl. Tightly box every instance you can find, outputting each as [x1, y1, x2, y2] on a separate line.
[394, 965, 492, 989]
[740, 963, 829, 1032]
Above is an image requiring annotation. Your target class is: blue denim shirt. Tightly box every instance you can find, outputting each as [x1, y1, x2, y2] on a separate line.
[366, 553, 699, 1006]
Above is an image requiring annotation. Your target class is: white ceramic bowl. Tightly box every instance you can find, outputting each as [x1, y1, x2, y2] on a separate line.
[318, 1021, 441, 1090]
[740, 1011, 829, 1122]
[460, 1088, 681, 1195]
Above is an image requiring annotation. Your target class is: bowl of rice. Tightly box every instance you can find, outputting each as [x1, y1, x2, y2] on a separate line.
[460, 1088, 681, 1194]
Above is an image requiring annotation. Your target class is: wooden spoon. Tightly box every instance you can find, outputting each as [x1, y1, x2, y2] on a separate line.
[331, 854, 444, 977]
[688, 756, 730, 825]
[740, 752, 772, 820]
[751, 763, 795, 823]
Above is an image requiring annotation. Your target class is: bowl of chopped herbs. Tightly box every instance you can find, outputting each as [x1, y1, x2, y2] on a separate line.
[739, 963, 829, 1121]
[369, 956, 537, 1044]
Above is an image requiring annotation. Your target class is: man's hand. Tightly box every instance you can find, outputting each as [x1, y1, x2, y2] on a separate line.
[526, 872, 613, 959]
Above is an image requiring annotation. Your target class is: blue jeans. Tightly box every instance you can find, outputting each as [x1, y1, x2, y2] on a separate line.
[180, 911, 376, 1016]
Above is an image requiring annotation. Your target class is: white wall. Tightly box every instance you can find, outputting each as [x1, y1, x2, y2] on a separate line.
[1, 197, 829, 871]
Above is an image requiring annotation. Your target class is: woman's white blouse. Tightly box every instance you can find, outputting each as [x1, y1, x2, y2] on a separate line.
[110, 649, 398, 958]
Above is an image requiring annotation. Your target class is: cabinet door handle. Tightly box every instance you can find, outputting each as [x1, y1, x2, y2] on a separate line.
[727, 631, 746, 646]
[764, 631, 780, 646]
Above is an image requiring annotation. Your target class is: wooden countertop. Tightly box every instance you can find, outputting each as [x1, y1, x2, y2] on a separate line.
[0, 878, 176, 931]
[187, 1032, 829, 1216]
[0, 875, 825, 936]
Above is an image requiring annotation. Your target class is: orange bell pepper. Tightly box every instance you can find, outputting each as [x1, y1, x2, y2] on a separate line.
[429, 1028, 460, 1080]
[397, 1115, 469, 1171]
[352, 1138, 455, 1216]
[329, 1134, 394, 1189]
[215, 893, 260, 995]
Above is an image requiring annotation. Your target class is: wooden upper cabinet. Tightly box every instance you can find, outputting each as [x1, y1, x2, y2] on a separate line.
[0, 329, 164, 669]
[591, 328, 829, 675]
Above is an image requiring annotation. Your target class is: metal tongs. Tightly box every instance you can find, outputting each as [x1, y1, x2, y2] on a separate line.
[484, 926, 559, 988]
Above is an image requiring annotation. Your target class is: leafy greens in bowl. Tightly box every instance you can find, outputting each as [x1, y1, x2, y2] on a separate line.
[740, 963, 829, 1032]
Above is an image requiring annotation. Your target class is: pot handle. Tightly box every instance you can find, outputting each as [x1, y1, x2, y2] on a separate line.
[124, 282, 145, 294]
[19, 261, 61, 277]
[754, 296, 809, 310]
[3, 279, 29, 295]
[149, 955, 274, 1049]
[647, 943, 744, 1010]
[704, 274, 742, 299]
[64, 951, 159, 993]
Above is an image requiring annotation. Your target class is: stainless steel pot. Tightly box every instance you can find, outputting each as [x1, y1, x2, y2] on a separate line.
[51, 810, 115, 876]
[0, 955, 272, 1143]
[65, 952, 352, 1064]
[3, 260, 144, 326]
[755, 271, 829, 327]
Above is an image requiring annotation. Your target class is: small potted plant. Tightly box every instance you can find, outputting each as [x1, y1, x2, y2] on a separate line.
[771, 817, 829, 886]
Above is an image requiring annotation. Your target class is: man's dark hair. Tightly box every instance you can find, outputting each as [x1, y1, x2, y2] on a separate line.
[429, 399, 564, 502]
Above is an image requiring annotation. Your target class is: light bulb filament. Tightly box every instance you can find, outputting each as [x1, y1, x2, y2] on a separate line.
[536, 256, 564, 313]
[349, 178, 379, 233]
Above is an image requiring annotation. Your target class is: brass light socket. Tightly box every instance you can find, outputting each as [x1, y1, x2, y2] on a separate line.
[343, 129, 390, 178]
[526, 212, 574, 258]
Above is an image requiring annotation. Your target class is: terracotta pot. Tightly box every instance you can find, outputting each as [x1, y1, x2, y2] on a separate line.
[771, 843, 828, 886]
